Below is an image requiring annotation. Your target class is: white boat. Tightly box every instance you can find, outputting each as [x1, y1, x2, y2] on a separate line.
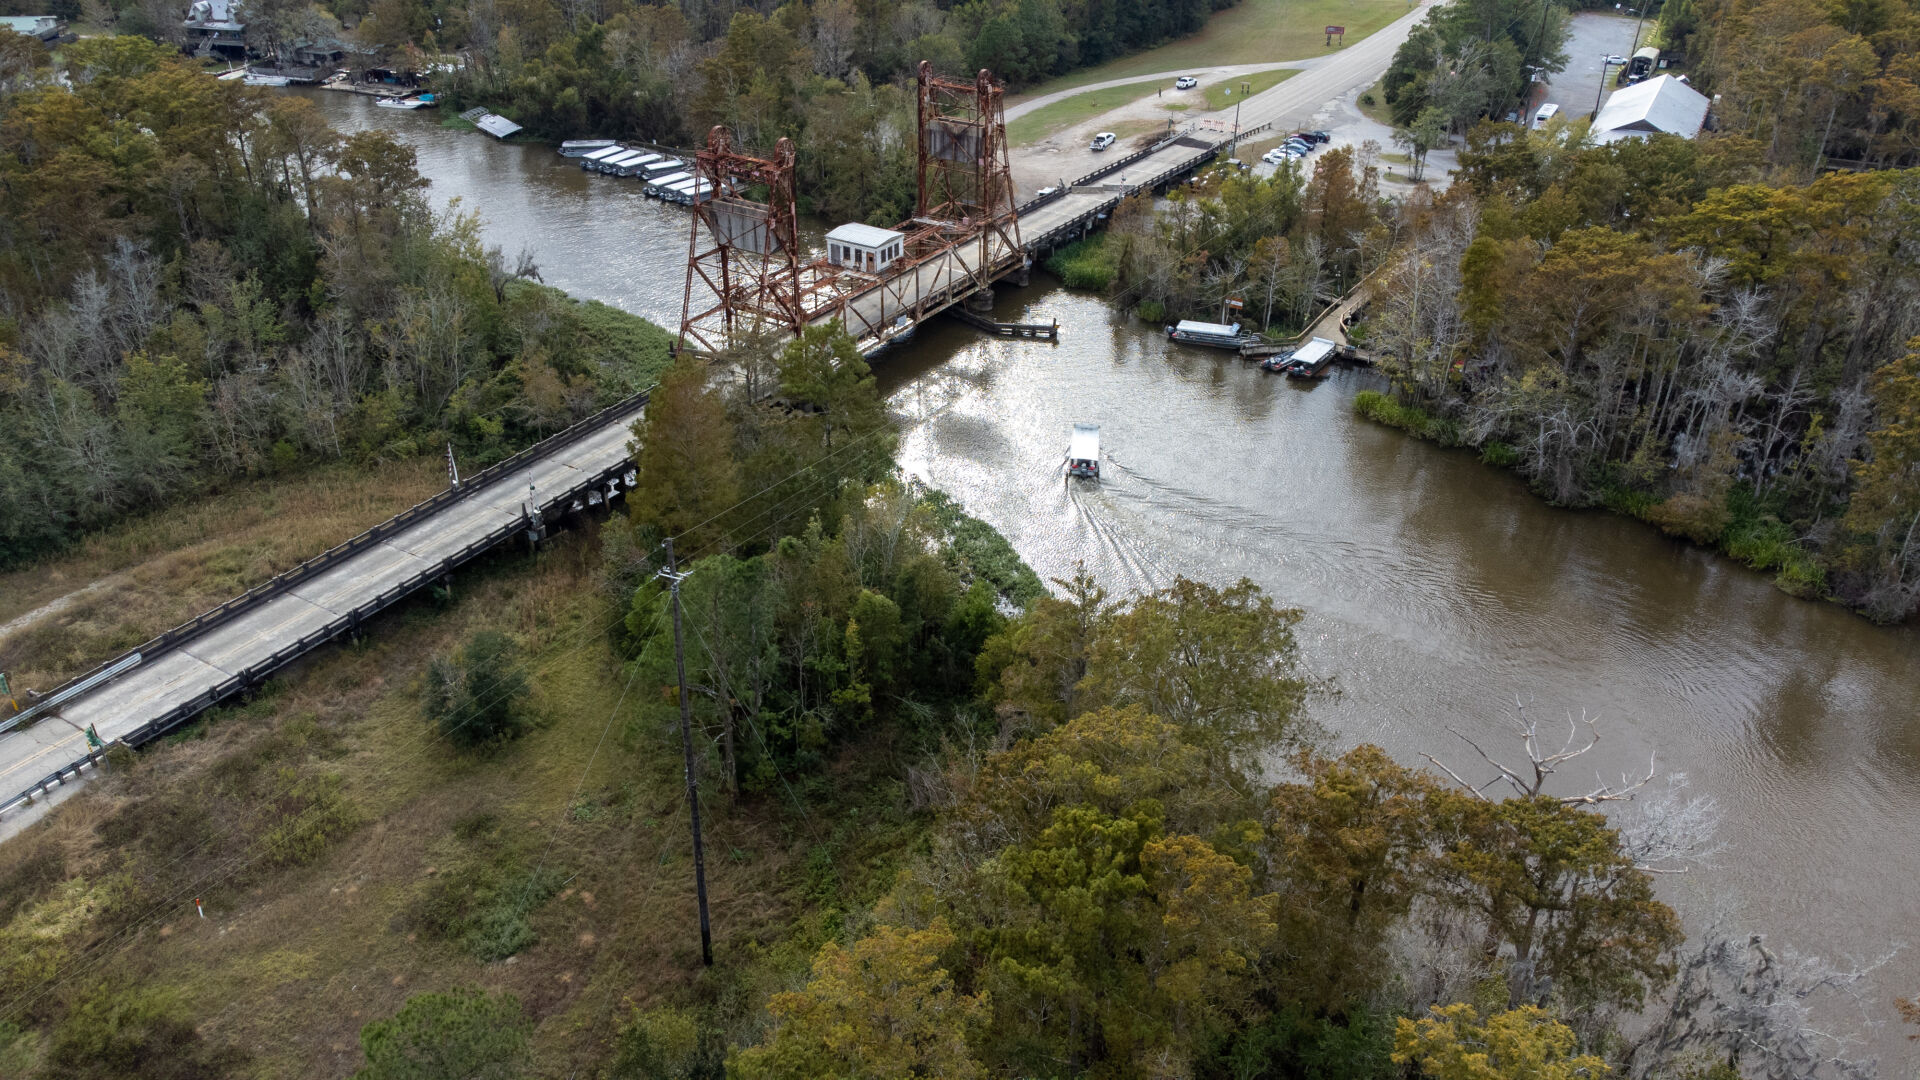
[375, 96, 426, 109]
[1065, 423, 1101, 479]
[559, 139, 619, 157]
[216, 68, 248, 81]
[243, 73, 291, 87]
[1165, 319, 1250, 350]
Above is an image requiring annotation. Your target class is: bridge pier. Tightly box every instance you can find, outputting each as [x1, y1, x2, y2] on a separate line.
[965, 288, 995, 313]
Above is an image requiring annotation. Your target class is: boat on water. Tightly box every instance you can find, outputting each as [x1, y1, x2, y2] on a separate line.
[216, 68, 248, 81]
[243, 73, 291, 87]
[1065, 423, 1101, 479]
[1282, 337, 1340, 379]
[559, 139, 619, 157]
[1166, 319, 1252, 350]
[375, 96, 428, 109]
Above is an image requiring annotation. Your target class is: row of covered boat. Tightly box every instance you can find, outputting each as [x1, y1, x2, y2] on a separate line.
[559, 140, 712, 204]
[1163, 319, 1350, 379]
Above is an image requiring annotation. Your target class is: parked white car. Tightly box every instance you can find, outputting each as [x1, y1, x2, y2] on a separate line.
[1090, 132, 1117, 150]
[1174, 76, 1198, 90]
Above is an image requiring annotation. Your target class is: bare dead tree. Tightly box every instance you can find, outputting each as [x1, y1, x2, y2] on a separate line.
[1423, 697, 1656, 806]
[1624, 919, 1895, 1080]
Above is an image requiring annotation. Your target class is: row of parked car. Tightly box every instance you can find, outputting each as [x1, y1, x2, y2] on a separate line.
[1262, 129, 1331, 166]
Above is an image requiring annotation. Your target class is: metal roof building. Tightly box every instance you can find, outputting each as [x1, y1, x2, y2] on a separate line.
[474, 113, 523, 139]
[1592, 75, 1710, 145]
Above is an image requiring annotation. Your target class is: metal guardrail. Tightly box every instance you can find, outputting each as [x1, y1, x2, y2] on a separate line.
[4, 390, 653, 736]
[0, 453, 642, 817]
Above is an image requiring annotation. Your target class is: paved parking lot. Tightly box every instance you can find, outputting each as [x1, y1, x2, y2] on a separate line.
[1540, 13, 1650, 121]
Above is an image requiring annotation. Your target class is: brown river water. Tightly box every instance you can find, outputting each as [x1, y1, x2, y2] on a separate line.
[309, 90, 1920, 1059]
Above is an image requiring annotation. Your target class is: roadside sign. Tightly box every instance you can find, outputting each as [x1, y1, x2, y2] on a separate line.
[1226, 298, 1245, 309]
[1324, 25, 1345, 33]
[1325, 24, 1346, 45]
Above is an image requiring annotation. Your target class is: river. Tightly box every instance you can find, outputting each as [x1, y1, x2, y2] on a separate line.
[307, 89, 1920, 1060]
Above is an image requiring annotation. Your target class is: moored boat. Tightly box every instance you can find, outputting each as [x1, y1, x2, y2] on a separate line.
[1166, 319, 1252, 350]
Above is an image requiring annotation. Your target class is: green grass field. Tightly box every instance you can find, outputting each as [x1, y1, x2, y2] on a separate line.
[1014, 0, 1412, 98]
[1202, 68, 1299, 110]
[1356, 75, 1397, 125]
[1008, 82, 1165, 145]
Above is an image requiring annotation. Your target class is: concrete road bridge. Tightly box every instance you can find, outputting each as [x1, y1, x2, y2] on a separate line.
[0, 395, 648, 821]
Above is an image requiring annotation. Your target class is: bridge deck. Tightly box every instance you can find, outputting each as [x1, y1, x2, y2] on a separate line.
[0, 402, 647, 814]
[749, 134, 1225, 354]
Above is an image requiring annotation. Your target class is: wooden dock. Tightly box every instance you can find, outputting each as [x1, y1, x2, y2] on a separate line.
[947, 306, 1060, 340]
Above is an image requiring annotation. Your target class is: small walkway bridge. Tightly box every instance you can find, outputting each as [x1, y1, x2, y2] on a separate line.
[0, 395, 649, 820]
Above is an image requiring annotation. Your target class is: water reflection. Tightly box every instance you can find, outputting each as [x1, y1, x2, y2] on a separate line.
[309, 88, 1920, 1052]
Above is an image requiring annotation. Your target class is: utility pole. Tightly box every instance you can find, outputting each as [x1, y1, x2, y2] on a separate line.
[446, 442, 460, 491]
[660, 538, 714, 967]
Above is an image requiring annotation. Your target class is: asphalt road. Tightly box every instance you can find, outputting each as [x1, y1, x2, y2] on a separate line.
[1010, 0, 1444, 194]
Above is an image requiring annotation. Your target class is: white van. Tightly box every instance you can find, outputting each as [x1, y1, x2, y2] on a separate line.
[1090, 132, 1116, 151]
[1532, 103, 1560, 130]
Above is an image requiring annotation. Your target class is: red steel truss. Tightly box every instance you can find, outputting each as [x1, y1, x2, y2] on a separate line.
[677, 65, 1025, 357]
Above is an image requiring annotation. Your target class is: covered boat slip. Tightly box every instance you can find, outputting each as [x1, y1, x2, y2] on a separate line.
[1065, 423, 1101, 478]
[646, 171, 693, 195]
[579, 144, 627, 166]
[1166, 319, 1250, 349]
[560, 139, 619, 156]
[1285, 336, 1339, 377]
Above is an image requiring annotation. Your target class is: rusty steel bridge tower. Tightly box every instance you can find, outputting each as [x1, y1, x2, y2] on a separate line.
[678, 63, 1024, 357]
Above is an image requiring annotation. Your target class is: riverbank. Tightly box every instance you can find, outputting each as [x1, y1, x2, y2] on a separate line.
[1351, 388, 1839, 597]
[287, 93, 1920, 1063]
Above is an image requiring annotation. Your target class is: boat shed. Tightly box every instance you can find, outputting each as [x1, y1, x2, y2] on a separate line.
[826, 223, 905, 274]
[578, 145, 627, 165]
[1592, 75, 1709, 145]
[474, 113, 523, 139]
[601, 150, 649, 173]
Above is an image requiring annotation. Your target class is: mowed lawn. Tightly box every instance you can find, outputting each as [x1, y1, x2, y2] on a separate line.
[1008, 81, 1165, 144]
[1016, 0, 1412, 97]
[1201, 67, 1298, 110]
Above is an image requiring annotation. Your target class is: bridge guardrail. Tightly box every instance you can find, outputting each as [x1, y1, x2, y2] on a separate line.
[3, 390, 654, 735]
[1, 456, 638, 817]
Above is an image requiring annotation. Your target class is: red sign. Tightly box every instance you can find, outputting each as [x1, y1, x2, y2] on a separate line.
[1325, 24, 1346, 33]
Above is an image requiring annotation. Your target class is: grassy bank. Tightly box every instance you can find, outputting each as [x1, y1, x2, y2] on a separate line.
[1015, 0, 1409, 96]
[0, 525, 929, 1078]
[1201, 67, 1298, 110]
[1008, 82, 1164, 145]
[0, 458, 447, 693]
[1043, 234, 1118, 291]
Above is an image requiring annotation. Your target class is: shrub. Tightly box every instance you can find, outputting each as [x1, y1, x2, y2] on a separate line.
[43, 984, 247, 1080]
[1137, 299, 1167, 323]
[262, 770, 363, 867]
[413, 858, 565, 962]
[608, 1007, 710, 1079]
[354, 988, 530, 1080]
[1478, 442, 1520, 468]
[423, 631, 532, 751]
[1644, 492, 1730, 545]
[1043, 235, 1116, 290]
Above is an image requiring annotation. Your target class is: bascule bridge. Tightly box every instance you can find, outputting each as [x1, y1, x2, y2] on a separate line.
[678, 63, 1028, 356]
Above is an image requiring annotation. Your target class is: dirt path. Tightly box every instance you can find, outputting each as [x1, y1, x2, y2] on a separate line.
[0, 575, 126, 645]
